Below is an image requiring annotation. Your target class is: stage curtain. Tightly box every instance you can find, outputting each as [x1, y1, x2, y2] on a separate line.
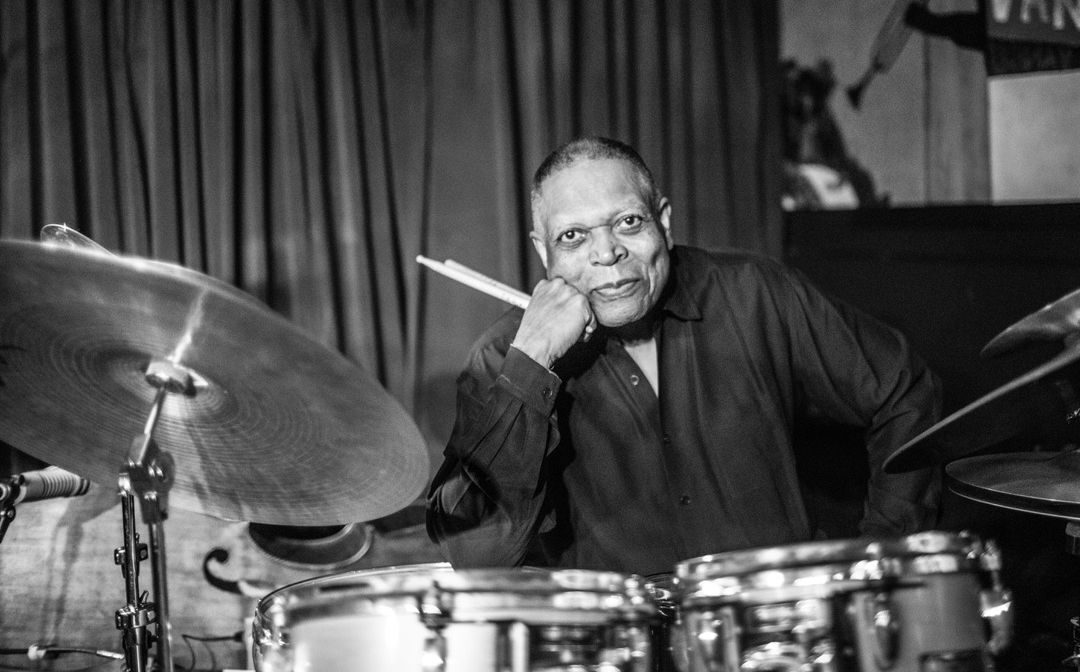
[0, 0, 781, 490]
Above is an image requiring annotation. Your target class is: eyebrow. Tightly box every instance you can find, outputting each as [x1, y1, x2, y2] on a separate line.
[549, 203, 649, 229]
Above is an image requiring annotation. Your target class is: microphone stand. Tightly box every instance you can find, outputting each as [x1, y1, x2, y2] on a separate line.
[115, 360, 189, 672]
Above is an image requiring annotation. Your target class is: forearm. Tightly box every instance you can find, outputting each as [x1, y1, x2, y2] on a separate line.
[861, 346, 944, 535]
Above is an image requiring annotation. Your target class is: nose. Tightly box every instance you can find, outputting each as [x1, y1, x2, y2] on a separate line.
[588, 227, 627, 266]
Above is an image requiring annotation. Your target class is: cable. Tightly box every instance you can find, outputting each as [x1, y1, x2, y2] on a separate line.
[1, 631, 242, 672]
[0, 644, 122, 661]
[177, 632, 245, 672]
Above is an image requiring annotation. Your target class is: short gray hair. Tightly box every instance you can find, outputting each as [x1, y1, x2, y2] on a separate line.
[530, 137, 662, 227]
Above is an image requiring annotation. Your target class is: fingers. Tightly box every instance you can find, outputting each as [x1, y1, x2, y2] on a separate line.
[512, 278, 593, 367]
[582, 306, 597, 341]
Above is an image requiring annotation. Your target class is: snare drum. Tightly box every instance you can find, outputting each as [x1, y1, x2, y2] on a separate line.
[253, 562, 658, 672]
[674, 531, 1012, 672]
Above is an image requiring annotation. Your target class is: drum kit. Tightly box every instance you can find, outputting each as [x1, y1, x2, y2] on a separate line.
[1, 226, 1078, 671]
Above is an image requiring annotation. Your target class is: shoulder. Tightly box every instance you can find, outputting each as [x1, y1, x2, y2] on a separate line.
[674, 244, 790, 276]
[671, 245, 807, 299]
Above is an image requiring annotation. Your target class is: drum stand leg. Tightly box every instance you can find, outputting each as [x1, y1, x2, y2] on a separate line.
[114, 360, 191, 672]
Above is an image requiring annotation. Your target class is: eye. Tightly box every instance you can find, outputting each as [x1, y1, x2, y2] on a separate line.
[614, 214, 646, 233]
[555, 228, 587, 247]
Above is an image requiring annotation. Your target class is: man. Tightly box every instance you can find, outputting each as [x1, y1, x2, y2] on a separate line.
[426, 137, 940, 576]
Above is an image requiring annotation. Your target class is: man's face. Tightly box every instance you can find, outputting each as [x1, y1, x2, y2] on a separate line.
[531, 158, 673, 328]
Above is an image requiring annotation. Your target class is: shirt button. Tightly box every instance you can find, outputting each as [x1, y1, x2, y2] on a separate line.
[662, 434, 671, 444]
[679, 495, 691, 506]
[629, 374, 640, 386]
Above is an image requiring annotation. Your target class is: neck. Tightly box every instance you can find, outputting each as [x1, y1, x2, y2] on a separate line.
[610, 314, 656, 343]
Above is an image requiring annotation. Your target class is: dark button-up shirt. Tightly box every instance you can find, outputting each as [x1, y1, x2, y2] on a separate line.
[427, 246, 941, 576]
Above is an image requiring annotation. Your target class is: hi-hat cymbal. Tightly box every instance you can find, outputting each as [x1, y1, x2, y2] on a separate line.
[883, 342, 1080, 473]
[0, 240, 429, 525]
[946, 450, 1080, 520]
[982, 287, 1080, 359]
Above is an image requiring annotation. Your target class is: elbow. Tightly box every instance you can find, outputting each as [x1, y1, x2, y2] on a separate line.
[425, 498, 530, 568]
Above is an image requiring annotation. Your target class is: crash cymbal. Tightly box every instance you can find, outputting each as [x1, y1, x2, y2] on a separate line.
[946, 450, 1080, 520]
[883, 342, 1080, 473]
[0, 240, 429, 525]
[982, 287, 1080, 359]
[40, 223, 111, 253]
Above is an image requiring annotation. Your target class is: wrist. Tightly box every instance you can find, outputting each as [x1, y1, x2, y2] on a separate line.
[509, 337, 555, 369]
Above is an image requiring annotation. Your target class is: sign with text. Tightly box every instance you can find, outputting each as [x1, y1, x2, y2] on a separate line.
[987, 0, 1080, 46]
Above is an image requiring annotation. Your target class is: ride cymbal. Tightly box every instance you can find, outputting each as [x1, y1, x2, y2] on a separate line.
[947, 450, 1080, 520]
[884, 342, 1080, 473]
[0, 240, 428, 525]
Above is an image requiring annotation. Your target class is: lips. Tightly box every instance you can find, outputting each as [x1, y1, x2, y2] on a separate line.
[591, 278, 640, 300]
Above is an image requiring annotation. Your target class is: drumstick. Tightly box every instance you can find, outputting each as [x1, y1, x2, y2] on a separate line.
[443, 259, 532, 305]
[416, 255, 531, 309]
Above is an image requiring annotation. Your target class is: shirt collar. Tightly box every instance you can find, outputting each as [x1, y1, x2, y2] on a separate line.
[659, 246, 702, 321]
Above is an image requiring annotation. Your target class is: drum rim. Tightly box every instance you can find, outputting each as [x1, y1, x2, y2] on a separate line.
[674, 530, 984, 581]
[256, 561, 454, 607]
[255, 564, 656, 629]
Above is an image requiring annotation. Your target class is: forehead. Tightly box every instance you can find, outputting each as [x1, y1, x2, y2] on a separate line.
[535, 158, 649, 229]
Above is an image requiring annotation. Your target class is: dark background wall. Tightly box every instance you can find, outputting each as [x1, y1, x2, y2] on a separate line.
[786, 202, 1080, 670]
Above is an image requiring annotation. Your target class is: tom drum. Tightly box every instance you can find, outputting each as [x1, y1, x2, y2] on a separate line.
[252, 562, 659, 672]
[673, 531, 1012, 672]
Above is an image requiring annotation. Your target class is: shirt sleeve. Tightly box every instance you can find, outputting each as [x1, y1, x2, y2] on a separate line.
[425, 343, 562, 567]
[778, 266, 943, 537]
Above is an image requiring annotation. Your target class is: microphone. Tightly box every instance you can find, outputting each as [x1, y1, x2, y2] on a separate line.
[0, 466, 91, 504]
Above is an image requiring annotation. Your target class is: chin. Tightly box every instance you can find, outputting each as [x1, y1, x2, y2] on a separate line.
[594, 302, 649, 328]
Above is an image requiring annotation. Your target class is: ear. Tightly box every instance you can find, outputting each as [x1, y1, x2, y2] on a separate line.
[530, 230, 549, 270]
[656, 198, 674, 249]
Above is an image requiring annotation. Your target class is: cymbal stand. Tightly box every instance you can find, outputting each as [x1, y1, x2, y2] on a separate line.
[0, 486, 17, 545]
[115, 361, 188, 672]
[1064, 522, 1080, 670]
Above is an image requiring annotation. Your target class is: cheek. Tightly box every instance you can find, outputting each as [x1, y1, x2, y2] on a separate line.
[632, 241, 667, 273]
[546, 252, 586, 283]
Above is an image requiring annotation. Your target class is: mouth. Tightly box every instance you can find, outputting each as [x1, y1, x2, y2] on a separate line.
[591, 278, 640, 300]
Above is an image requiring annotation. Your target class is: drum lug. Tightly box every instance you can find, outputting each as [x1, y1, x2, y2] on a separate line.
[739, 642, 816, 672]
[980, 586, 1013, 655]
[508, 621, 531, 672]
[419, 590, 447, 672]
[868, 591, 900, 669]
[420, 629, 446, 672]
[978, 540, 1013, 656]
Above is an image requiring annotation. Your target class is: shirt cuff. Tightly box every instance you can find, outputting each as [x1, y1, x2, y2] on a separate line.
[499, 346, 561, 414]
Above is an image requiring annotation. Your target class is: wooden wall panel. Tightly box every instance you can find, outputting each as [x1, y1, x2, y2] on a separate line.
[0, 484, 441, 670]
